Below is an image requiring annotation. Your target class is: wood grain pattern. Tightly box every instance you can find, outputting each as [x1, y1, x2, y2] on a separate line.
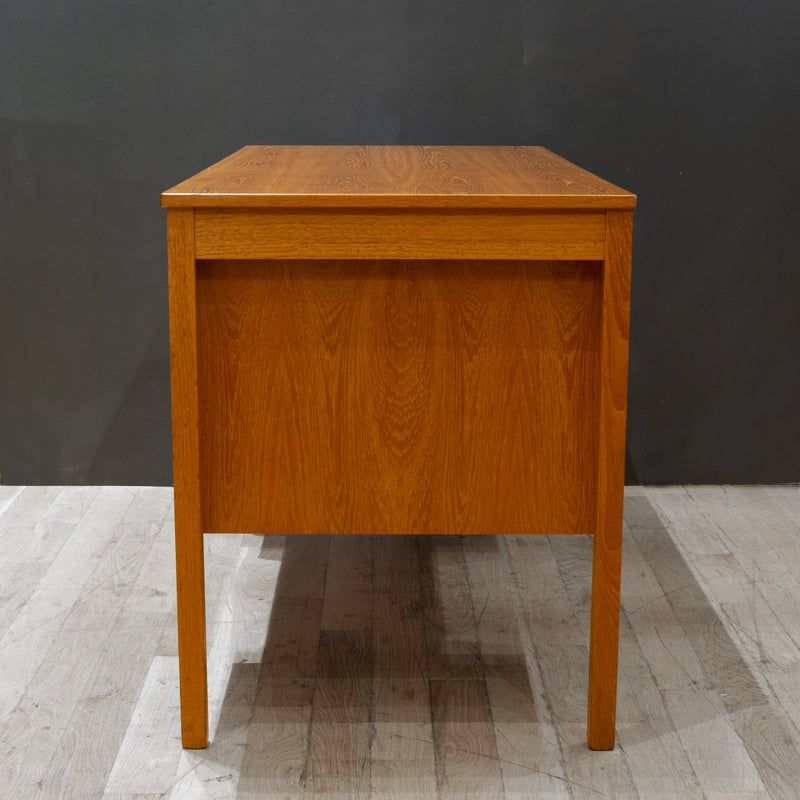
[41, 597, 168, 793]
[0, 488, 118, 724]
[462, 536, 572, 796]
[196, 258, 602, 537]
[0, 488, 153, 798]
[431, 679, 505, 799]
[167, 207, 208, 748]
[161, 146, 636, 209]
[194, 208, 606, 261]
[4, 487, 800, 797]
[0, 485, 24, 518]
[587, 209, 633, 749]
[0, 486, 95, 645]
[372, 537, 437, 798]
[238, 535, 329, 799]
[625, 492, 774, 797]
[165, 145, 636, 752]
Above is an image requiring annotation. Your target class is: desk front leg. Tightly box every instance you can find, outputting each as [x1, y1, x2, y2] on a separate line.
[168, 208, 209, 748]
[587, 210, 633, 750]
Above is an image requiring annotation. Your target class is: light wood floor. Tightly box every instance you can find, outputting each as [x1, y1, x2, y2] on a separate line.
[1, 486, 800, 799]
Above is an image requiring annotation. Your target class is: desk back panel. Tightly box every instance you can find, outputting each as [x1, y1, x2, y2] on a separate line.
[196, 258, 601, 535]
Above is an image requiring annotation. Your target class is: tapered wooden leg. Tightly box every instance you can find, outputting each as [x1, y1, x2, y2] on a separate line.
[587, 210, 632, 750]
[174, 510, 208, 748]
[587, 527, 623, 749]
[168, 208, 209, 748]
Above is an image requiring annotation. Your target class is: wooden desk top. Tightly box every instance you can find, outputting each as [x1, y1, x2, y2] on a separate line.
[161, 145, 636, 210]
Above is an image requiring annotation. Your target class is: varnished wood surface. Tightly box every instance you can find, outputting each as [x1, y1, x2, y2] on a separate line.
[196, 258, 601, 537]
[193, 208, 607, 260]
[587, 209, 634, 748]
[166, 146, 634, 749]
[167, 208, 208, 748]
[161, 146, 637, 209]
[3, 485, 800, 798]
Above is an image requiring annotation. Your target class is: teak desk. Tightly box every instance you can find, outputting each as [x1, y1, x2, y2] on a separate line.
[162, 146, 635, 751]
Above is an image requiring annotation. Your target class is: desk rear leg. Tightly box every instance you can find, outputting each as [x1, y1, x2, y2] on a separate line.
[586, 209, 632, 750]
[587, 528, 622, 750]
[174, 516, 208, 748]
[168, 207, 209, 748]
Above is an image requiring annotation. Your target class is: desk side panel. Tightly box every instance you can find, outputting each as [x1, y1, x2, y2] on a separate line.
[196, 259, 601, 535]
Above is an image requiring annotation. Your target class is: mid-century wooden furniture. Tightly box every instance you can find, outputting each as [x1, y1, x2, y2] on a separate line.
[162, 146, 635, 751]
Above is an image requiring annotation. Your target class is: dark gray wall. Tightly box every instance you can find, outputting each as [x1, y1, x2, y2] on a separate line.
[1, 1, 798, 485]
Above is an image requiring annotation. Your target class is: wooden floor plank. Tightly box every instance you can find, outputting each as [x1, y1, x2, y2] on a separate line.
[371, 536, 436, 798]
[0, 488, 139, 796]
[430, 678, 505, 800]
[0, 486, 100, 642]
[306, 536, 375, 799]
[372, 536, 430, 725]
[106, 530, 278, 799]
[103, 794, 165, 800]
[421, 536, 484, 680]
[617, 532, 707, 799]
[40, 488, 174, 800]
[0, 484, 30, 519]
[0, 488, 146, 798]
[423, 536, 505, 798]
[511, 533, 641, 797]
[626, 492, 775, 797]
[238, 535, 330, 798]
[104, 655, 183, 795]
[0, 486, 798, 799]
[648, 486, 731, 557]
[466, 535, 570, 798]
